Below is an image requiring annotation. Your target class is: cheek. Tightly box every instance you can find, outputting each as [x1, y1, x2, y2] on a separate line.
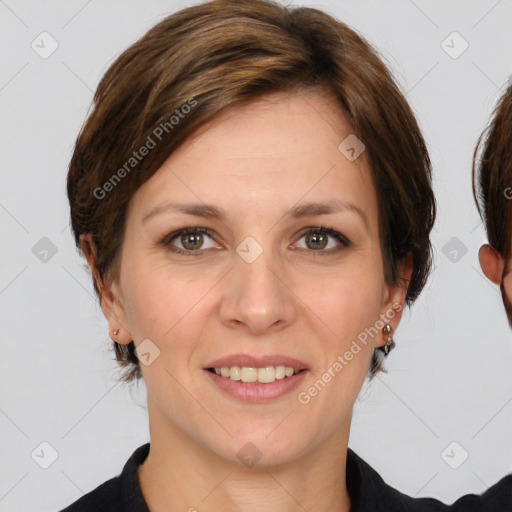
[301, 263, 384, 336]
[285, 267, 385, 405]
[120, 256, 222, 344]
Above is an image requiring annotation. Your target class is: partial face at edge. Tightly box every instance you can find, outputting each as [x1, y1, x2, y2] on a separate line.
[101, 88, 410, 467]
[479, 243, 512, 326]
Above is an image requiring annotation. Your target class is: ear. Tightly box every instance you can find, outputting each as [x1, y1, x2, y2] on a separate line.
[79, 234, 132, 345]
[376, 253, 413, 348]
[478, 244, 504, 285]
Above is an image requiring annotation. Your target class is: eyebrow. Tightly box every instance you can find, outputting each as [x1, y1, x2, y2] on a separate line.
[142, 199, 368, 231]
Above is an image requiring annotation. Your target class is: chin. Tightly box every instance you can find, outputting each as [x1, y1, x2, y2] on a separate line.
[207, 429, 310, 469]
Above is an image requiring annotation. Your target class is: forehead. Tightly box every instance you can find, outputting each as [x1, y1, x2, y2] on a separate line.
[186, 88, 352, 159]
[129, 89, 378, 225]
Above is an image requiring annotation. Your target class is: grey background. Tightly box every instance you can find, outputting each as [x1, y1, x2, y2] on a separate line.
[1, 0, 512, 510]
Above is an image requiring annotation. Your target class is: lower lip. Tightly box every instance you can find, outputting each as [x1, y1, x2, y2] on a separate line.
[204, 369, 308, 403]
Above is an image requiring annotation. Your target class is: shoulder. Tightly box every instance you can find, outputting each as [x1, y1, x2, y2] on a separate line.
[58, 476, 122, 512]
[57, 443, 150, 512]
[347, 449, 512, 511]
[449, 474, 512, 511]
[347, 448, 449, 511]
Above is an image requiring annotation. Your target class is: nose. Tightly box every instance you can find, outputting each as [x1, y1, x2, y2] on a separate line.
[219, 245, 297, 335]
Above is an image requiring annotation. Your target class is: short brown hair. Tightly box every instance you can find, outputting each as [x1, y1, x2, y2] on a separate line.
[67, 0, 436, 382]
[473, 86, 512, 261]
[473, 85, 512, 321]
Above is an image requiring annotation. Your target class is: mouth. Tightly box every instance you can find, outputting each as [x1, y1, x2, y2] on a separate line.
[203, 354, 309, 403]
[206, 365, 305, 384]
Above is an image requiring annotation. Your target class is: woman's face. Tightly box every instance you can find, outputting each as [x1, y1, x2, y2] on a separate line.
[106, 89, 408, 466]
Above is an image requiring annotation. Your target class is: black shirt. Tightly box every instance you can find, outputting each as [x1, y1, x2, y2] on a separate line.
[59, 443, 512, 511]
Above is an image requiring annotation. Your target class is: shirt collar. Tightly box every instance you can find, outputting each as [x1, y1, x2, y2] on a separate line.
[121, 443, 151, 512]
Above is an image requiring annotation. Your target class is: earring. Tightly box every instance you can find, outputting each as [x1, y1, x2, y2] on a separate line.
[378, 324, 395, 355]
[112, 329, 119, 336]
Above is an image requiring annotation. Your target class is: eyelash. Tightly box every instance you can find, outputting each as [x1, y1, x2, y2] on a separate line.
[158, 226, 352, 257]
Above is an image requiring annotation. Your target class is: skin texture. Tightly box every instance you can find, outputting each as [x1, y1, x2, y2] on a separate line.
[479, 244, 512, 325]
[87, 88, 412, 511]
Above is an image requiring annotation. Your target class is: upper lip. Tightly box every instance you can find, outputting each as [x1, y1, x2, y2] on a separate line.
[205, 354, 309, 370]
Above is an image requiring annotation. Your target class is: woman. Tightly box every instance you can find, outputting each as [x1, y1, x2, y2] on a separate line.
[60, 0, 510, 509]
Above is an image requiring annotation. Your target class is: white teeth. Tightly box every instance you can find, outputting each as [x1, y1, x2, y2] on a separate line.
[241, 367, 257, 382]
[275, 365, 286, 380]
[257, 366, 275, 384]
[212, 365, 300, 383]
[229, 366, 241, 381]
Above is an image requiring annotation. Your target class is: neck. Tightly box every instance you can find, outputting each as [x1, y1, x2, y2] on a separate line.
[138, 400, 352, 512]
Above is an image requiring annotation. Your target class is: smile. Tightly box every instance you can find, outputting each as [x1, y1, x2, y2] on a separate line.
[208, 365, 302, 384]
[205, 367, 308, 403]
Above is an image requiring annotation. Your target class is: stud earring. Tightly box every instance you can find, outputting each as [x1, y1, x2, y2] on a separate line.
[378, 324, 395, 355]
[112, 329, 119, 336]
